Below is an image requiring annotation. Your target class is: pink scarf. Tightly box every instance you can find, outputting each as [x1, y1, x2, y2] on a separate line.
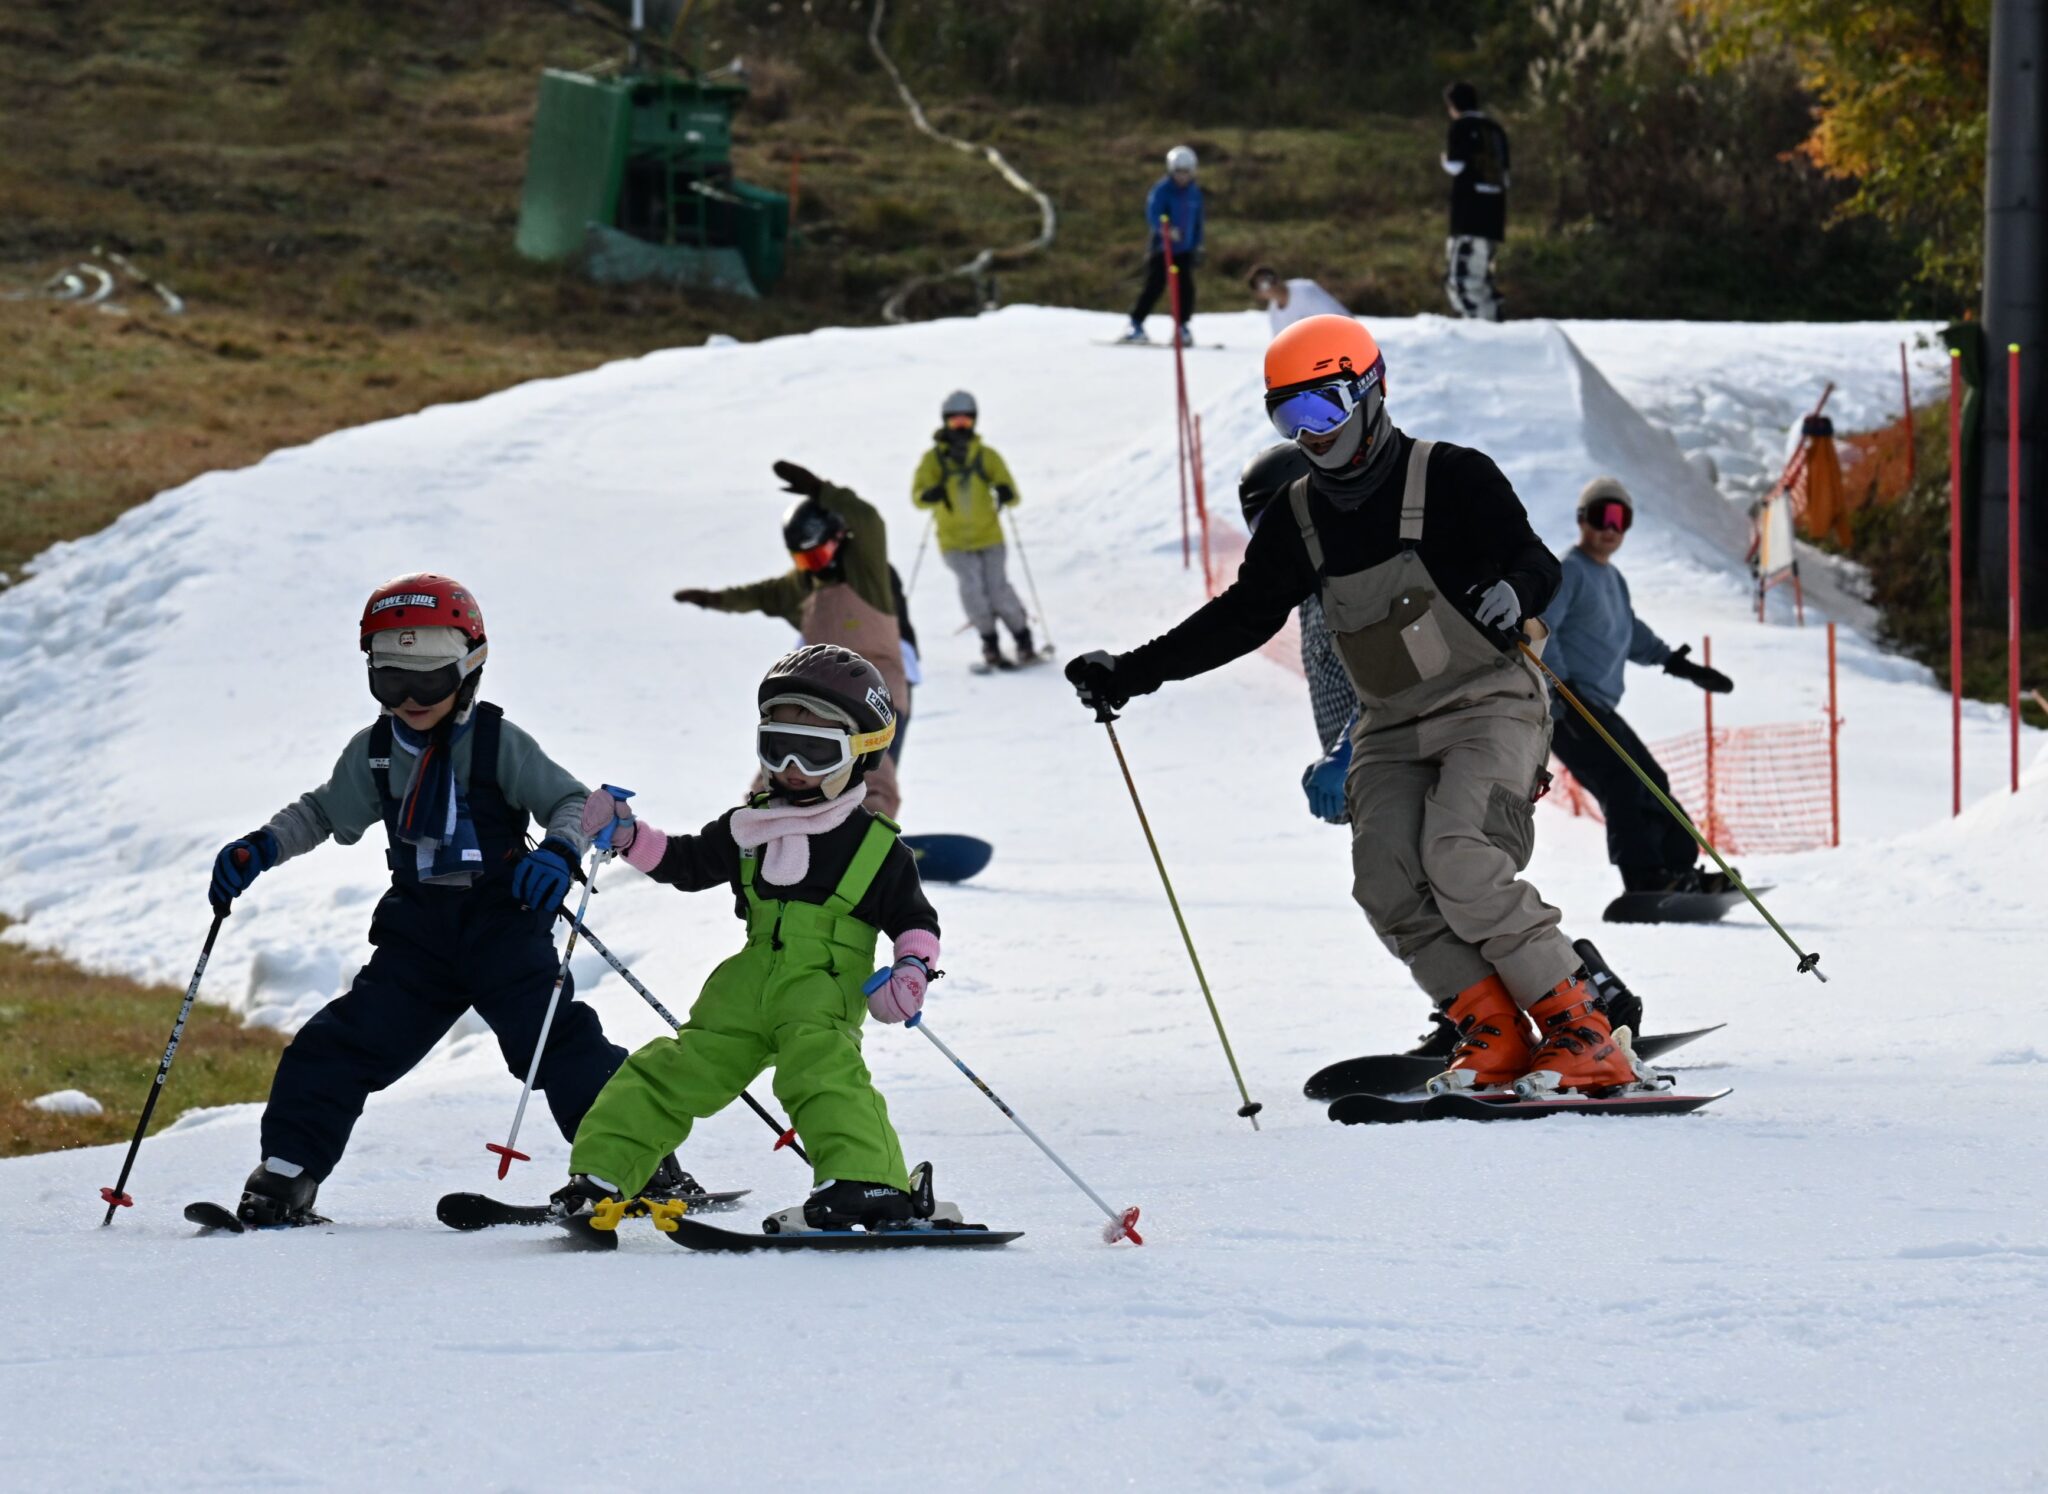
[729, 782, 868, 885]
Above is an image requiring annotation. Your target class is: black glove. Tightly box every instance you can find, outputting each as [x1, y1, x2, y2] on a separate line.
[1663, 644, 1733, 694]
[674, 588, 715, 607]
[209, 829, 279, 912]
[511, 836, 580, 918]
[1183, 247, 1203, 270]
[773, 460, 823, 498]
[919, 484, 951, 510]
[993, 484, 1017, 508]
[1064, 650, 1131, 717]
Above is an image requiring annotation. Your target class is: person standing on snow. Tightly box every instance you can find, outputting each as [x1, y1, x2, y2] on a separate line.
[1540, 477, 1735, 897]
[912, 390, 1038, 671]
[1441, 80, 1509, 322]
[1247, 266, 1352, 337]
[1120, 145, 1204, 346]
[1065, 315, 1649, 1098]
[202, 573, 652, 1227]
[555, 646, 951, 1234]
[674, 462, 910, 819]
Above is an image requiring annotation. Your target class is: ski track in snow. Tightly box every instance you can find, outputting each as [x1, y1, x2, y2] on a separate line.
[3, 308, 2043, 1491]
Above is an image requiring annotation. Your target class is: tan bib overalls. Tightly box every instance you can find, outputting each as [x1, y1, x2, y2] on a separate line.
[1289, 441, 1578, 1006]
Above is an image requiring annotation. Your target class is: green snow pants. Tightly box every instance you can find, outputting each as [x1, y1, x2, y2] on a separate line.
[569, 867, 910, 1196]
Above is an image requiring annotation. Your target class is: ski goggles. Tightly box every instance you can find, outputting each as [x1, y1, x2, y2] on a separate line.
[1265, 371, 1383, 441]
[757, 719, 895, 778]
[944, 413, 976, 430]
[368, 654, 477, 708]
[790, 537, 842, 573]
[1582, 500, 1632, 532]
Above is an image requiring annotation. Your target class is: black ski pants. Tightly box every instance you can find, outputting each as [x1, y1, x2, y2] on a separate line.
[259, 885, 626, 1180]
[1549, 698, 1698, 890]
[1130, 248, 1196, 326]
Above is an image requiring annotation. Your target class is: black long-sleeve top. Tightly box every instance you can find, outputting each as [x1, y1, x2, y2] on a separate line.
[1121, 431, 1560, 693]
[651, 806, 939, 940]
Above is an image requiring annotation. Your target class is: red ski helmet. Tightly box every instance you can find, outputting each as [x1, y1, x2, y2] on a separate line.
[359, 573, 486, 652]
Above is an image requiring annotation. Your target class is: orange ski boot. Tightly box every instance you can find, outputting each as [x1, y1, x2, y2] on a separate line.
[1512, 975, 1651, 1099]
[1426, 975, 1537, 1094]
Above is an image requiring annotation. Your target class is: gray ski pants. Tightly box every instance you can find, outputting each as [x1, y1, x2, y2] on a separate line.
[1444, 235, 1502, 322]
[1345, 701, 1578, 1007]
[943, 544, 1029, 637]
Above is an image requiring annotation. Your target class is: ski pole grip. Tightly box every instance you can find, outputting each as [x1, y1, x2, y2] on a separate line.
[863, 968, 891, 997]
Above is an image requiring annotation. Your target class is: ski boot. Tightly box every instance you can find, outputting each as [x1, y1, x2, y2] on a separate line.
[1511, 974, 1659, 1099]
[1402, 1008, 1459, 1061]
[1117, 319, 1149, 344]
[1572, 938, 1644, 1037]
[237, 1161, 328, 1228]
[1012, 626, 1040, 666]
[980, 632, 1015, 671]
[1425, 975, 1536, 1094]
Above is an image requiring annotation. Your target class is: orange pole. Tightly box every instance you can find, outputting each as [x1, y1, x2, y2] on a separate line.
[2009, 343, 2022, 794]
[1162, 217, 1190, 569]
[1702, 635, 1716, 844]
[1827, 622, 1841, 848]
[1193, 413, 1213, 594]
[1900, 343, 1915, 486]
[1950, 350, 1964, 816]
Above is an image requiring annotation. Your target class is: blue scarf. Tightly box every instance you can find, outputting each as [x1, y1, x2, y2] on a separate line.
[390, 714, 484, 886]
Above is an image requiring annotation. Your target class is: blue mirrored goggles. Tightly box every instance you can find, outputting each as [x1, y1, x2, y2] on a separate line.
[1265, 375, 1382, 440]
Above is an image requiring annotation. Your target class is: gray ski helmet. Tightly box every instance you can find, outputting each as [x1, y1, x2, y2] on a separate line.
[941, 390, 977, 421]
[758, 644, 896, 799]
[1238, 441, 1314, 535]
[1166, 144, 1197, 175]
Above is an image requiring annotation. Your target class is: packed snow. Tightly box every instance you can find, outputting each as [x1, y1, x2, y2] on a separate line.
[2, 308, 2042, 1491]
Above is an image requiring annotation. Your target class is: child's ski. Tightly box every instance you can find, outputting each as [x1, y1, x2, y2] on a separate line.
[663, 1216, 1021, 1253]
[1328, 1087, 1730, 1125]
[437, 1188, 748, 1232]
[1302, 1024, 1725, 1102]
[183, 1200, 330, 1233]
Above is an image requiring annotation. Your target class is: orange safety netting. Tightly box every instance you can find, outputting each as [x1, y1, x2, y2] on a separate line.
[1547, 719, 1836, 855]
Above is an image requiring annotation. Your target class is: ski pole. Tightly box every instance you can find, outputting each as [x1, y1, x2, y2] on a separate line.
[1518, 641, 1826, 983]
[488, 786, 627, 1178]
[1004, 509, 1054, 649]
[907, 513, 935, 593]
[889, 1001, 1142, 1245]
[567, 914, 808, 1164]
[1091, 703, 1263, 1128]
[99, 905, 230, 1223]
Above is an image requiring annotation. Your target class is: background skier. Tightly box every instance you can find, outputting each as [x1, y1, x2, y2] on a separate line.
[674, 462, 910, 818]
[1246, 266, 1352, 337]
[1065, 315, 1644, 1099]
[912, 389, 1038, 670]
[203, 573, 630, 1226]
[1540, 477, 1736, 897]
[1441, 80, 1510, 321]
[556, 646, 941, 1232]
[1120, 145, 1204, 345]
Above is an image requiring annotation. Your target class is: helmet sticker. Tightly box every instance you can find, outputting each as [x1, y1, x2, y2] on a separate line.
[370, 593, 438, 615]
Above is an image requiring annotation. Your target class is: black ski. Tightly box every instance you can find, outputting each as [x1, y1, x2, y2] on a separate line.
[436, 1188, 749, 1232]
[663, 1216, 1021, 1253]
[183, 1200, 330, 1232]
[1302, 1024, 1725, 1102]
[1328, 1087, 1730, 1125]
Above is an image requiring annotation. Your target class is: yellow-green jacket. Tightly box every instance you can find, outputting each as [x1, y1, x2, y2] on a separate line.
[912, 432, 1017, 553]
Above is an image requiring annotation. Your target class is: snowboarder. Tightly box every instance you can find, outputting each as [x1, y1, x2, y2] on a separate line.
[1441, 80, 1509, 322]
[674, 461, 910, 818]
[1539, 477, 1735, 896]
[1119, 145, 1204, 346]
[1065, 315, 1645, 1097]
[553, 645, 944, 1232]
[1246, 266, 1352, 337]
[912, 389, 1037, 671]
[202, 573, 633, 1226]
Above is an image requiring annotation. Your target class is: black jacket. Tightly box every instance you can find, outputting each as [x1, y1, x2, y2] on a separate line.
[1120, 431, 1559, 693]
[1446, 113, 1510, 240]
[651, 806, 938, 939]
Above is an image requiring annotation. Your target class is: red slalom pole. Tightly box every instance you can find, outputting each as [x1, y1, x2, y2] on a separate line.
[1162, 217, 1191, 568]
[1702, 636, 1717, 844]
[1900, 343, 1916, 486]
[1950, 350, 1964, 816]
[2010, 343, 2022, 794]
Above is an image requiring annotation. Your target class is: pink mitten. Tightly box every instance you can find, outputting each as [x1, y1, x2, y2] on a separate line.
[578, 789, 666, 874]
[868, 930, 939, 1024]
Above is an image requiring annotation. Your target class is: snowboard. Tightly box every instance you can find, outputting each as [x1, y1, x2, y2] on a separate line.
[967, 654, 1051, 677]
[1328, 1087, 1730, 1125]
[1301, 1024, 1725, 1102]
[183, 1200, 330, 1233]
[663, 1215, 1020, 1253]
[1092, 339, 1227, 352]
[436, 1188, 749, 1232]
[901, 833, 993, 884]
[1603, 888, 1749, 924]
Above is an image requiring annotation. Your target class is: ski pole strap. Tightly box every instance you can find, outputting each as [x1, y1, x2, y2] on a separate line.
[1518, 641, 1825, 983]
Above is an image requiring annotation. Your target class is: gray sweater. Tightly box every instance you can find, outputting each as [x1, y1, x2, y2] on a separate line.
[1537, 547, 1671, 714]
[261, 714, 589, 865]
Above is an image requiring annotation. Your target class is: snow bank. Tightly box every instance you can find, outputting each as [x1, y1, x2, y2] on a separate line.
[26, 1089, 103, 1116]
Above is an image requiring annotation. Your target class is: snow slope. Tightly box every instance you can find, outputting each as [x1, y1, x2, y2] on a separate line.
[3, 308, 2042, 1492]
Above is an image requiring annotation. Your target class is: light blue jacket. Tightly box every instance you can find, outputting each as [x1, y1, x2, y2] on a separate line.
[1538, 547, 1671, 714]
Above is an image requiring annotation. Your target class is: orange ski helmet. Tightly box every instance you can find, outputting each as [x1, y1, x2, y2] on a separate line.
[1263, 315, 1386, 399]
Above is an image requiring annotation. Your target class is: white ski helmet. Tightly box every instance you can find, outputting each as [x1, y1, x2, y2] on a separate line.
[941, 389, 977, 421]
[1165, 145, 1197, 176]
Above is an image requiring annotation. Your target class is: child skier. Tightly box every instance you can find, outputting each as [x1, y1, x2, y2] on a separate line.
[204, 573, 644, 1226]
[912, 389, 1037, 670]
[553, 644, 943, 1232]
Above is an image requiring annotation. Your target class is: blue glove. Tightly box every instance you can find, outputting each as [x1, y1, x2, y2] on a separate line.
[1301, 737, 1352, 825]
[210, 830, 278, 911]
[511, 837, 579, 917]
